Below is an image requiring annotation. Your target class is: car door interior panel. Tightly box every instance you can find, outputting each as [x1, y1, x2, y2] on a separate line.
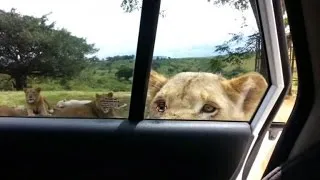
[0, 118, 252, 179]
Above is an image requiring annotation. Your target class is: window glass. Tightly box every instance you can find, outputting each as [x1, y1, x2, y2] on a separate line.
[146, 0, 270, 121]
[0, 0, 140, 119]
[272, 10, 298, 123]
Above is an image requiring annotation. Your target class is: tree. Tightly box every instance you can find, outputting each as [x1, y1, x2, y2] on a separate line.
[283, 8, 296, 96]
[208, 58, 227, 74]
[0, 9, 98, 90]
[0, 73, 13, 90]
[115, 65, 133, 81]
[214, 33, 258, 65]
[120, 0, 166, 17]
[106, 55, 135, 61]
[207, 0, 269, 78]
[151, 60, 161, 70]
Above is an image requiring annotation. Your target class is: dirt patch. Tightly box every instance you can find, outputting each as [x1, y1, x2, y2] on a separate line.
[273, 95, 296, 123]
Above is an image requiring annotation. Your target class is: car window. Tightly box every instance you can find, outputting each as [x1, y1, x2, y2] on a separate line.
[0, 0, 140, 119]
[145, 0, 270, 121]
[0, 0, 273, 122]
[272, 10, 298, 123]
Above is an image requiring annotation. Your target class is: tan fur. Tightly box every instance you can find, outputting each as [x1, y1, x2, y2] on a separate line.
[52, 104, 104, 118]
[23, 87, 53, 116]
[0, 106, 27, 116]
[149, 70, 168, 98]
[52, 92, 123, 118]
[147, 70, 268, 121]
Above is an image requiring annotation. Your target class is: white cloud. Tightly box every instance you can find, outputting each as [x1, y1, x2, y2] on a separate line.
[0, 0, 258, 58]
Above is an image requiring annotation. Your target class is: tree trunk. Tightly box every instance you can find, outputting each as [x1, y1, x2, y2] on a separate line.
[249, 0, 269, 80]
[287, 36, 293, 96]
[12, 75, 27, 90]
[288, 45, 295, 96]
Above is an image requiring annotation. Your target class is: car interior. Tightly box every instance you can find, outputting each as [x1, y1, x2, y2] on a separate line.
[262, 0, 320, 179]
[0, 0, 319, 179]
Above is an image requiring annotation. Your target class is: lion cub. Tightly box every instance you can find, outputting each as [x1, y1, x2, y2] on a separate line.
[53, 92, 125, 118]
[147, 70, 268, 121]
[23, 87, 53, 116]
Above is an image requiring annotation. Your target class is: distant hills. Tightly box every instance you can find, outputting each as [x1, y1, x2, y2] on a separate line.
[98, 44, 221, 60]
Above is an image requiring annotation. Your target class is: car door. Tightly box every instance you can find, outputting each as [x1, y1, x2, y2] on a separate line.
[262, 0, 319, 178]
[0, 0, 290, 179]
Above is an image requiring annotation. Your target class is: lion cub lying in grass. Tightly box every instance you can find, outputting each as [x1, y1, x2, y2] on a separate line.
[0, 105, 27, 116]
[23, 87, 54, 116]
[53, 92, 125, 118]
[147, 70, 268, 121]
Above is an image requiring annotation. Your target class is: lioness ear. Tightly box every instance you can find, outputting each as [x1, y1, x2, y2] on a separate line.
[107, 92, 113, 97]
[223, 72, 268, 119]
[36, 87, 41, 92]
[23, 88, 27, 93]
[96, 93, 101, 98]
[148, 70, 168, 99]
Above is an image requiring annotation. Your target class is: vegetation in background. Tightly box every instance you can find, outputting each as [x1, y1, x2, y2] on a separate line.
[0, 9, 97, 90]
[0, 54, 256, 91]
[0, 4, 265, 92]
[0, 7, 256, 92]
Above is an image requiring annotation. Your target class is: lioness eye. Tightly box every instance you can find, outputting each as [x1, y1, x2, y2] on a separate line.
[156, 100, 167, 113]
[201, 104, 216, 113]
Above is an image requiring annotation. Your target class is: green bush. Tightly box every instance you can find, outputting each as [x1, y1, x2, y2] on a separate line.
[0, 74, 13, 90]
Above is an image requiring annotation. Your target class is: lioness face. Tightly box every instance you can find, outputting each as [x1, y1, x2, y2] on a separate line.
[147, 70, 268, 121]
[95, 92, 119, 113]
[23, 87, 41, 104]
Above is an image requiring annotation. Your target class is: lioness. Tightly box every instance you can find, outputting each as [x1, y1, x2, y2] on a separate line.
[0, 105, 27, 116]
[56, 99, 92, 108]
[53, 92, 125, 118]
[23, 87, 53, 116]
[147, 70, 268, 121]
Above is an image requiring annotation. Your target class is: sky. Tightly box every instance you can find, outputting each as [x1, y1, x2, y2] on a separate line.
[0, 0, 258, 58]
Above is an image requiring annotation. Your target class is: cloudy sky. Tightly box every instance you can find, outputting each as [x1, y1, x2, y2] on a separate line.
[1, 0, 258, 58]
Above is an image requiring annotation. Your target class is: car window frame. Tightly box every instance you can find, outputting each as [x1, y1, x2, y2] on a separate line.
[0, 0, 285, 124]
[230, 0, 288, 178]
[0, 0, 290, 179]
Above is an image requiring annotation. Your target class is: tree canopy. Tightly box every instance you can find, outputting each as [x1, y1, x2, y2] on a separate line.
[0, 8, 98, 90]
